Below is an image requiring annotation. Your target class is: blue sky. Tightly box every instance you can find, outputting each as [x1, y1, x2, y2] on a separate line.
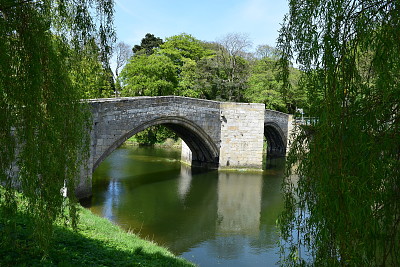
[114, 0, 289, 51]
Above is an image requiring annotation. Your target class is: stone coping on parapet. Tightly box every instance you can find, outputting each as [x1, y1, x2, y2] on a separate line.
[83, 96, 265, 108]
[84, 95, 220, 104]
[265, 109, 293, 117]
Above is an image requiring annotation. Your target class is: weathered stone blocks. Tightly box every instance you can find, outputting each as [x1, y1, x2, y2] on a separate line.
[219, 102, 265, 169]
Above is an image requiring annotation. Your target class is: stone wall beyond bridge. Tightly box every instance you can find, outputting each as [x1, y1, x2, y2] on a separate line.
[76, 96, 292, 198]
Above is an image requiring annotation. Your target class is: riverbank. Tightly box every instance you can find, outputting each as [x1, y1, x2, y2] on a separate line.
[124, 137, 182, 149]
[0, 197, 194, 266]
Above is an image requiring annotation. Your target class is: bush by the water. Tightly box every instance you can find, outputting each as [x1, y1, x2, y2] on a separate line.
[133, 125, 178, 146]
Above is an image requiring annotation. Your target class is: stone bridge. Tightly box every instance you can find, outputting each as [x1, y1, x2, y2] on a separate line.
[77, 96, 293, 198]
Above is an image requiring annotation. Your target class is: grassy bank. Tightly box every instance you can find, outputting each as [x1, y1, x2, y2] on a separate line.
[0, 204, 194, 266]
[124, 137, 182, 149]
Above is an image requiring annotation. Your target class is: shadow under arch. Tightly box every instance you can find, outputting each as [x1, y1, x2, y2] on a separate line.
[264, 122, 286, 157]
[93, 116, 220, 171]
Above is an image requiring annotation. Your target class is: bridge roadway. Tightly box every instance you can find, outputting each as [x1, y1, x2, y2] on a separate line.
[77, 96, 293, 198]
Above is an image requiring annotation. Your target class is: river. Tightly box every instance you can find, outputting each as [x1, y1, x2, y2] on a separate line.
[82, 145, 286, 266]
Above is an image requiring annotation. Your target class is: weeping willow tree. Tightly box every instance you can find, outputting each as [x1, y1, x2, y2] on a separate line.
[0, 0, 114, 253]
[278, 0, 399, 266]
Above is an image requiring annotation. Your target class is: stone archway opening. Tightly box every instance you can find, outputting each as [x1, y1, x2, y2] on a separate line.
[264, 123, 286, 158]
[163, 123, 219, 169]
[93, 116, 219, 171]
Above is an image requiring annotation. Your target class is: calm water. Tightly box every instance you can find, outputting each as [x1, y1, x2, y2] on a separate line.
[82, 145, 286, 266]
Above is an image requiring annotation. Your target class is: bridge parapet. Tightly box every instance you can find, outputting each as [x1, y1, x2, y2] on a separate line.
[88, 96, 221, 169]
[76, 96, 292, 198]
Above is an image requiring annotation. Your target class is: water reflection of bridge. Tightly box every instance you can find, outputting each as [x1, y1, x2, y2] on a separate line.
[216, 172, 262, 235]
[174, 163, 284, 256]
[178, 165, 265, 239]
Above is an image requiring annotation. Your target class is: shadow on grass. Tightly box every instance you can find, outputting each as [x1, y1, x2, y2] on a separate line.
[0, 212, 193, 266]
[51, 225, 192, 266]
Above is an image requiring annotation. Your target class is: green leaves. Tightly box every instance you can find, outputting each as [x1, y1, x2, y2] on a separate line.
[0, 0, 114, 256]
[120, 54, 178, 96]
[120, 32, 308, 110]
[161, 33, 214, 65]
[120, 33, 217, 98]
[278, 0, 400, 266]
[245, 58, 285, 111]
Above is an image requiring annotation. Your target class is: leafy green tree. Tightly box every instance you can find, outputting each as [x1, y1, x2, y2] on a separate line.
[180, 53, 222, 100]
[132, 33, 164, 56]
[278, 0, 400, 266]
[70, 39, 114, 99]
[121, 33, 216, 99]
[244, 57, 285, 111]
[244, 49, 305, 113]
[160, 33, 213, 66]
[134, 125, 179, 146]
[160, 34, 216, 98]
[285, 66, 307, 113]
[0, 0, 114, 254]
[177, 58, 203, 98]
[120, 54, 178, 96]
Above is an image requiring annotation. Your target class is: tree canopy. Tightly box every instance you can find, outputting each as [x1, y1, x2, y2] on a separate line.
[120, 54, 178, 96]
[244, 57, 285, 110]
[120, 33, 215, 98]
[118, 32, 308, 144]
[120, 32, 306, 108]
[132, 33, 164, 56]
[278, 0, 400, 265]
[0, 0, 114, 254]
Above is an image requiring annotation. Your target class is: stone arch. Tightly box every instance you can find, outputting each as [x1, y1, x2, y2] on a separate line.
[93, 116, 219, 171]
[264, 122, 286, 157]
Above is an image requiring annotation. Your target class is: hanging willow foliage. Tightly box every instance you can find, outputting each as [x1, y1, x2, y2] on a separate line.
[0, 0, 114, 253]
[278, 0, 399, 266]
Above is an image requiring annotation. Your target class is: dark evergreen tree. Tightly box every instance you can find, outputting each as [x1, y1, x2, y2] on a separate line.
[132, 33, 164, 55]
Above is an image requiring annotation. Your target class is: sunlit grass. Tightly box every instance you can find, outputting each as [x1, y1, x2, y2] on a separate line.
[0, 196, 194, 266]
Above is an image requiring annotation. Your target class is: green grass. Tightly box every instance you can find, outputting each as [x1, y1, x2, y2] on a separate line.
[0, 205, 195, 266]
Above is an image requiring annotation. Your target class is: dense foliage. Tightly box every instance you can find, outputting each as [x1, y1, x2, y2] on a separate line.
[132, 33, 164, 56]
[119, 33, 306, 144]
[70, 39, 115, 99]
[120, 33, 304, 112]
[120, 53, 178, 96]
[0, 0, 114, 255]
[278, 0, 400, 266]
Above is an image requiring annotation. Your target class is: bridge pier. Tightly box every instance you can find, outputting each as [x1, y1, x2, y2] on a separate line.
[218, 102, 265, 169]
[181, 102, 265, 170]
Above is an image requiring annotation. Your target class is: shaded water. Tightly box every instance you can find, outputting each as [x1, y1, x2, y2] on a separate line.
[82, 145, 286, 266]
